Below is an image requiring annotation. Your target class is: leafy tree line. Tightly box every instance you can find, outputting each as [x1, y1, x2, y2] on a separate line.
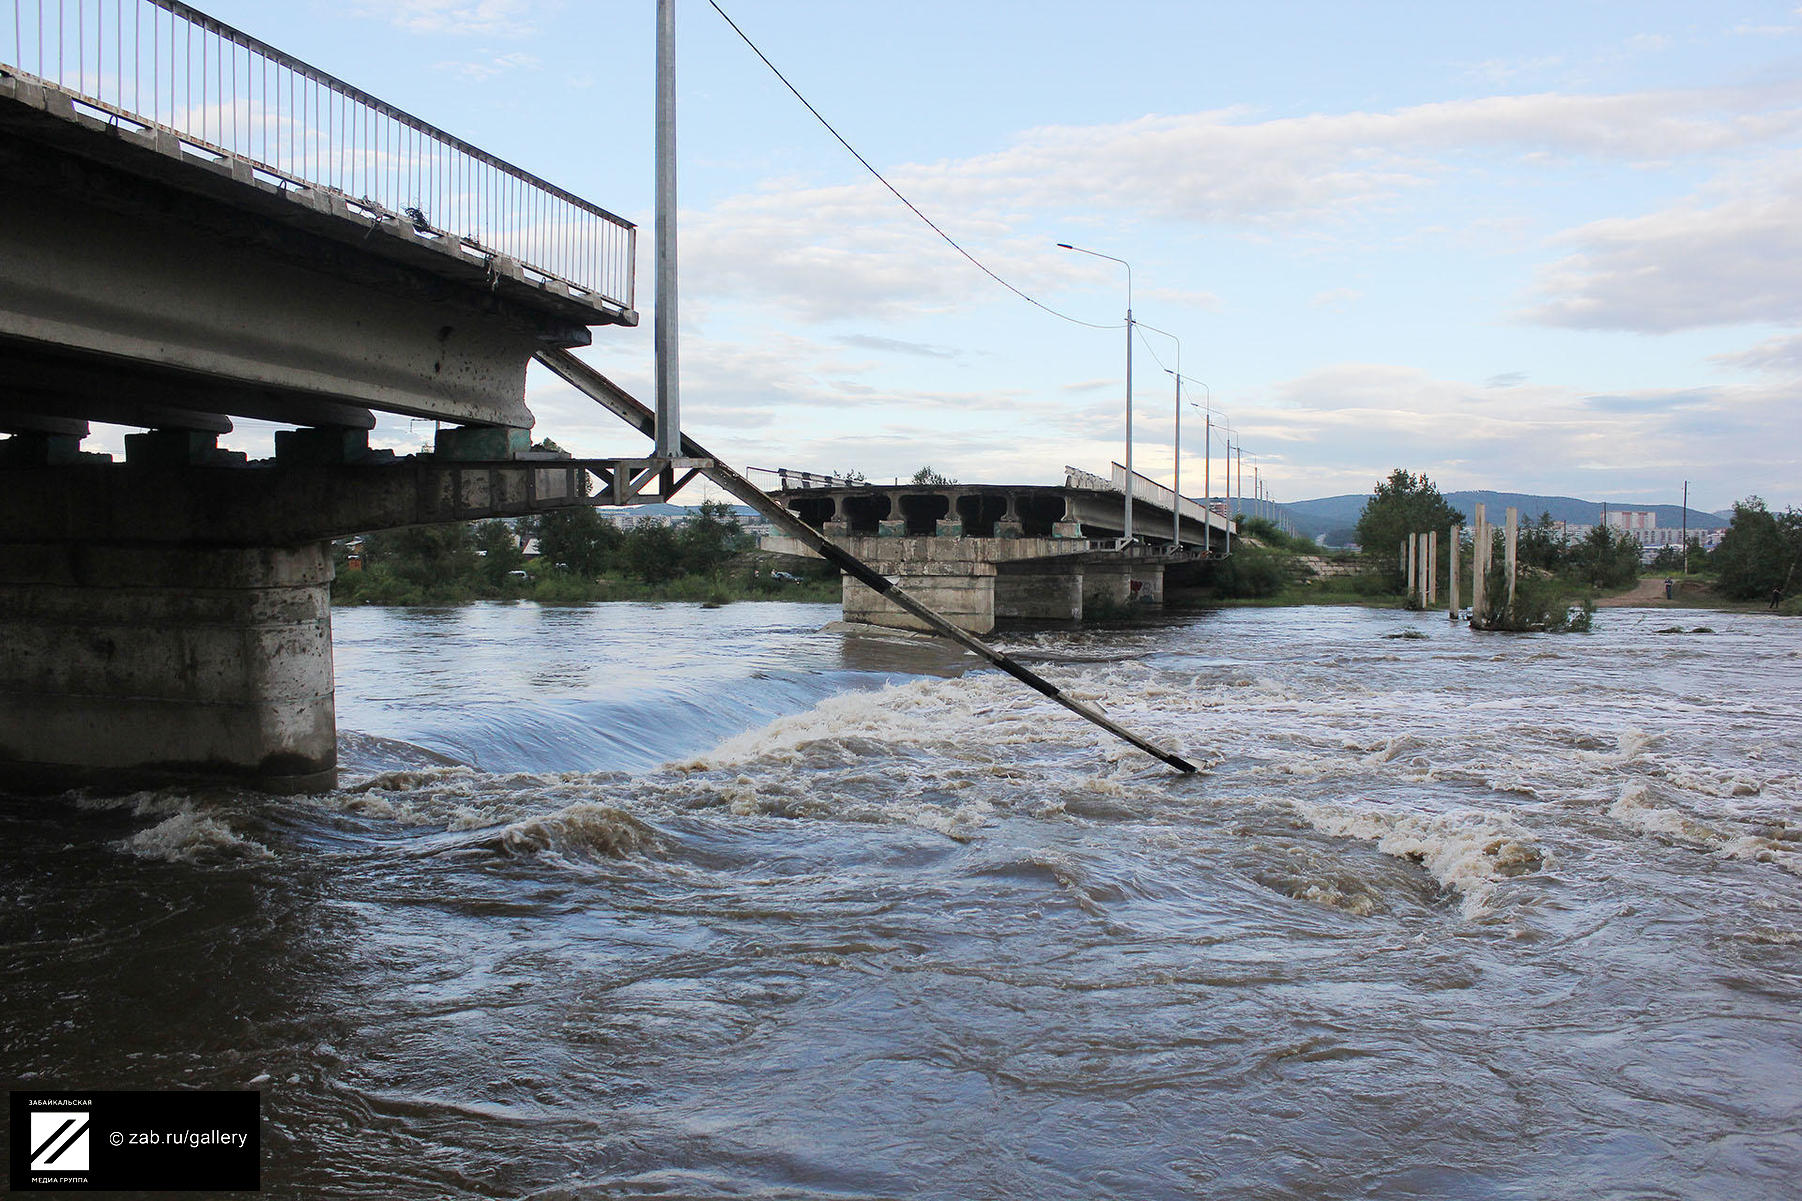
[1708, 498, 1802, 603]
[332, 502, 832, 605]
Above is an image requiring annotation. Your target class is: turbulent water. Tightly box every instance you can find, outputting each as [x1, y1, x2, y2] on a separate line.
[4, 601, 1801, 1199]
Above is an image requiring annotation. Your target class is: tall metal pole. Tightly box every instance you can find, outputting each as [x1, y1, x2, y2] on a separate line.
[1682, 479, 1689, 577]
[1057, 243, 1133, 541]
[1172, 372, 1182, 547]
[1224, 436, 1233, 552]
[653, 0, 681, 458]
[1140, 320, 1183, 548]
[1203, 411, 1211, 555]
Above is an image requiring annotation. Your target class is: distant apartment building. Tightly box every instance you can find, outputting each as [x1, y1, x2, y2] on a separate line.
[1559, 509, 1726, 556]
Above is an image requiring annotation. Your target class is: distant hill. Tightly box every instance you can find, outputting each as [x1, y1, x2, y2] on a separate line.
[1281, 491, 1728, 547]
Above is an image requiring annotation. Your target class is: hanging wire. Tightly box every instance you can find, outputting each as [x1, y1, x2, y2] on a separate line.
[706, 0, 1121, 332]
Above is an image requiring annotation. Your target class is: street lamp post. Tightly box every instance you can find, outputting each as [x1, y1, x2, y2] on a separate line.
[1058, 242, 1134, 542]
[1136, 320, 1184, 549]
[1186, 381, 1211, 554]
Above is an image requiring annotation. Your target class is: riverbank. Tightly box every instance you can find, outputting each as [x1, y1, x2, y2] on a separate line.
[1596, 574, 1800, 614]
[332, 569, 839, 607]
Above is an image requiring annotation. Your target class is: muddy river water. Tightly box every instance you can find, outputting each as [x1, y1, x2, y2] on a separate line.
[4, 601, 1799, 1198]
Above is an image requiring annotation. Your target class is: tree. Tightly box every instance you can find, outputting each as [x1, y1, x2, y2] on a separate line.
[1712, 498, 1802, 601]
[1517, 511, 1567, 573]
[621, 522, 682, 583]
[1566, 524, 1642, 589]
[362, 524, 479, 591]
[529, 506, 620, 578]
[677, 501, 745, 575]
[911, 465, 955, 485]
[472, 520, 525, 587]
[1353, 469, 1466, 591]
[1647, 538, 1703, 573]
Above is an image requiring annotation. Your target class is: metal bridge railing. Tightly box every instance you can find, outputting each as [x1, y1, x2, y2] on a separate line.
[2, 0, 635, 314]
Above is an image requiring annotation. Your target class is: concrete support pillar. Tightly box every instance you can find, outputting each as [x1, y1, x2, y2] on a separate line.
[1083, 563, 1132, 609]
[842, 563, 996, 634]
[1472, 504, 1489, 620]
[995, 563, 1084, 623]
[1427, 529, 1438, 605]
[995, 491, 1024, 538]
[1448, 524, 1461, 619]
[1504, 506, 1519, 614]
[434, 424, 530, 461]
[1135, 564, 1165, 606]
[0, 541, 337, 792]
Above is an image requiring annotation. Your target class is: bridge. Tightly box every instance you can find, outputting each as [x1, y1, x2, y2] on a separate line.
[0, 1, 697, 792]
[763, 466, 1236, 633]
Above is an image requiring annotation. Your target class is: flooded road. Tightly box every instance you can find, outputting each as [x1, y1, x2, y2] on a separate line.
[4, 602, 1800, 1198]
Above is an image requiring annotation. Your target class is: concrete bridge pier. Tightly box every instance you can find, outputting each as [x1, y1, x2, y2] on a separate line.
[0, 540, 336, 793]
[995, 561, 1084, 624]
[844, 561, 997, 635]
[1082, 562, 1165, 610]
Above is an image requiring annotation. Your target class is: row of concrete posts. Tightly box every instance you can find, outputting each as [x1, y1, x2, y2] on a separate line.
[1405, 502, 1521, 624]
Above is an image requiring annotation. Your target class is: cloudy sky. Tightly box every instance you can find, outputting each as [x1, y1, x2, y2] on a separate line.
[192, 1, 1802, 509]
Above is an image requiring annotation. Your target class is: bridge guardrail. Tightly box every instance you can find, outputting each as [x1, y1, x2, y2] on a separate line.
[2, 0, 634, 315]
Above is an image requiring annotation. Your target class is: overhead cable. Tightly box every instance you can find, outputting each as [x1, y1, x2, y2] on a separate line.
[705, 1, 1121, 332]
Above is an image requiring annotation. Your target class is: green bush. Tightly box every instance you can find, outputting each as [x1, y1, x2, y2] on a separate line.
[1206, 547, 1290, 598]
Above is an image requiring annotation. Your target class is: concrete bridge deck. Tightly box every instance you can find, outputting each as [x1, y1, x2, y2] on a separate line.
[0, 3, 652, 793]
[762, 471, 1234, 633]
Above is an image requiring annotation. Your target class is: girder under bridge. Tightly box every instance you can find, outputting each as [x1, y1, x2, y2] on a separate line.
[761, 468, 1238, 634]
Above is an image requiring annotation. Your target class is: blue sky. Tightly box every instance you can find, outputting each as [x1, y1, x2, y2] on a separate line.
[185, 2, 1802, 509]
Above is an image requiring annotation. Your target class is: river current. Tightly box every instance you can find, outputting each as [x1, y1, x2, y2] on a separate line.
[4, 601, 1800, 1199]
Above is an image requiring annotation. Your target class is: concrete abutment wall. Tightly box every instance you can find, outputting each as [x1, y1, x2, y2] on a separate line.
[0, 541, 337, 793]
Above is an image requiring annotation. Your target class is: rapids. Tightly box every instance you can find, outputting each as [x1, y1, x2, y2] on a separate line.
[4, 601, 1799, 1198]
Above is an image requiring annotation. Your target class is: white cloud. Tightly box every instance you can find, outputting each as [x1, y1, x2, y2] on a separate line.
[684, 86, 1802, 324]
[1310, 288, 1363, 311]
[431, 51, 541, 81]
[1712, 331, 1802, 372]
[1245, 362, 1800, 506]
[1524, 165, 1802, 332]
[360, 0, 542, 37]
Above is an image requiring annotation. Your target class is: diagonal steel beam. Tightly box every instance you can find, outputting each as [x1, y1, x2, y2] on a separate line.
[535, 347, 1196, 774]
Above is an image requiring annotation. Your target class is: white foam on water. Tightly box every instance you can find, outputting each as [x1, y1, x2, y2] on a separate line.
[1610, 782, 1802, 876]
[1291, 800, 1547, 920]
[118, 810, 272, 863]
[492, 801, 659, 861]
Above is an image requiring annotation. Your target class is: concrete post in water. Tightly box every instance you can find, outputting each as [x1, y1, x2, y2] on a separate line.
[1505, 506, 1519, 616]
[1472, 503, 1488, 622]
[1448, 524, 1461, 618]
[1427, 529, 1438, 605]
[1405, 535, 1417, 604]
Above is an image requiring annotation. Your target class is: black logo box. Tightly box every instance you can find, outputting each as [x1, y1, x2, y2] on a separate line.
[10, 1090, 259, 1193]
